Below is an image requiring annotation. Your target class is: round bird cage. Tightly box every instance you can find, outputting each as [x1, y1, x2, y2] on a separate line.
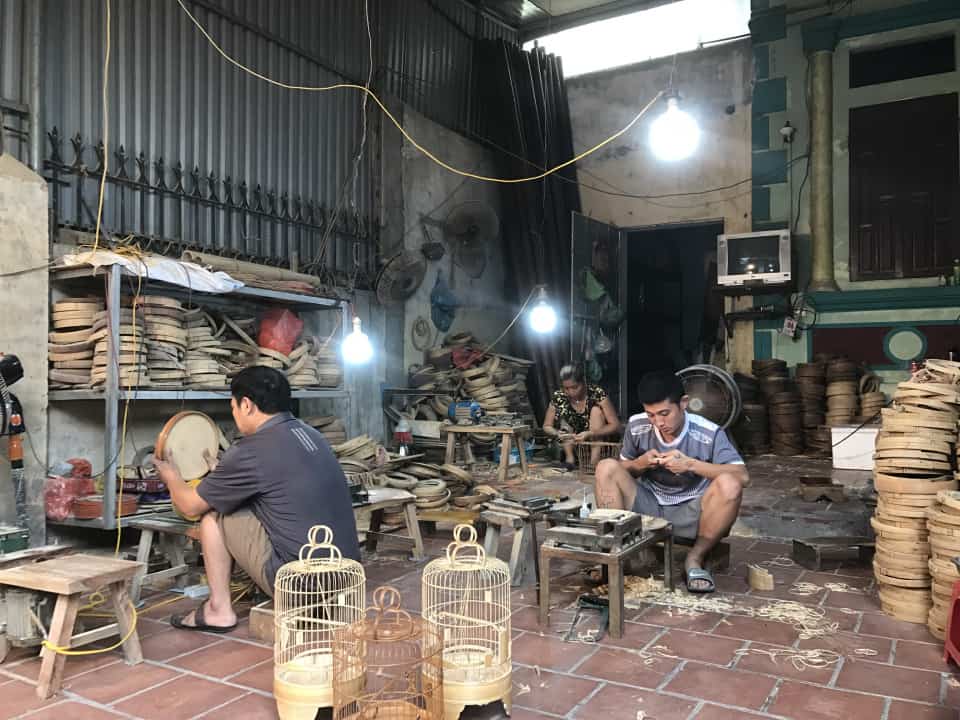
[422, 524, 512, 720]
[274, 525, 366, 719]
[575, 441, 622, 485]
[333, 585, 445, 720]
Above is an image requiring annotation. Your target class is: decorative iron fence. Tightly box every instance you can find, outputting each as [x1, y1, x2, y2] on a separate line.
[44, 128, 378, 287]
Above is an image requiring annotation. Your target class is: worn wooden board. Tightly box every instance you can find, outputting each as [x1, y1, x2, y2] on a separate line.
[0, 554, 141, 595]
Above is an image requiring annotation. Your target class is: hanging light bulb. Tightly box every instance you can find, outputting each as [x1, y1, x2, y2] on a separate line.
[341, 316, 374, 365]
[528, 287, 558, 334]
[649, 94, 700, 162]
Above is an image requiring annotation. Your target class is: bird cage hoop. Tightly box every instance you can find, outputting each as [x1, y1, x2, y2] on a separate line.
[363, 585, 416, 642]
[306, 524, 335, 546]
[445, 524, 486, 566]
[297, 524, 344, 565]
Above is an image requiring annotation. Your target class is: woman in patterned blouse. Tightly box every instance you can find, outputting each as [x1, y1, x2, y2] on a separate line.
[543, 364, 622, 470]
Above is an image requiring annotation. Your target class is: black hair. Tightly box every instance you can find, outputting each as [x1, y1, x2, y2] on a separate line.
[559, 364, 586, 384]
[230, 366, 292, 414]
[637, 370, 685, 406]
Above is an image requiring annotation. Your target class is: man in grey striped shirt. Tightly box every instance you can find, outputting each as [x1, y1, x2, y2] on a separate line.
[595, 370, 748, 593]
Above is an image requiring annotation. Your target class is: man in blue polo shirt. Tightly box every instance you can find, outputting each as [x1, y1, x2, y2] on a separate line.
[595, 370, 748, 593]
[156, 366, 359, 632]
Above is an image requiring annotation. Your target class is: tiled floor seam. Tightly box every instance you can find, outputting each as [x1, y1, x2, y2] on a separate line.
[684, 700, 705, 719]
[14, 692, 142, 720]
[728, 639, 751, 669]
[511, 659, 953, 708]
[889, 638, 898, 666]
[759, 677, 783, 713]
[191, 690, 257, 718]
[565, 642, 601, 674]
[222, 656, 274, 682]
[99, 672, 184, 708]
[655, 658, 687, 691]
[564, 679, 608, 718]
[880, 696, 892, 720]
[827, 655, 845, 687]
[133, 658, 273, 699]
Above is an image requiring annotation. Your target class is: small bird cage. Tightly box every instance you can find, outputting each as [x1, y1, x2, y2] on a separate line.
[333, 585, 445, 720]
[422, 524, 512, 720]
[274, 525, 366, 720]
[576, 441, 621, 483]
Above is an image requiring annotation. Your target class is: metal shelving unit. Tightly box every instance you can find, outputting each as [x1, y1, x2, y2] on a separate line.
[49, 264, 350, 530]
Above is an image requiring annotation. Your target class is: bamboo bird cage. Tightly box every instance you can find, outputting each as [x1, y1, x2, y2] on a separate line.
[422, 524, 512, 719]
[273, 525, 366, 719]
[333, 585, 445, 720]
[575, 441, 621, 484]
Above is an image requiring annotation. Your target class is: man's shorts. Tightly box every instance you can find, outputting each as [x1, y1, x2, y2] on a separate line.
[218, 510, 274, 596]
[631, 482, 702, 540]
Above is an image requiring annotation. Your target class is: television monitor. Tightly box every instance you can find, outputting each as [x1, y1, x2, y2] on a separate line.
[717, 230, 791, 287]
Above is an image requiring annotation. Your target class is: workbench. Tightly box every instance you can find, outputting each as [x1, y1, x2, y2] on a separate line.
[443, 424, 530, 483]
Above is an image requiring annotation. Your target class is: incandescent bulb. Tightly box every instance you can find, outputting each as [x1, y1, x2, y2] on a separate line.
[341, 316, 374, 365]
[649, 96, 700, 162]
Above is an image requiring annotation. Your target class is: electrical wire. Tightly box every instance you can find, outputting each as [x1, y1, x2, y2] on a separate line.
[88, 0, 111, 257]
[312, 0, 374, 272]
[175, 0, 664, 185]
[476, 286, 541, 357]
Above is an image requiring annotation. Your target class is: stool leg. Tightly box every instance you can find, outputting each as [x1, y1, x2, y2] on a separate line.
[664, 534, 675, 592]
[365, 509, 384, 553]
[517, 431, 529, 479]
[483, 522, 502, 559]
[403, 502, 425, 561]
[538, 551, 551, 629]
[529, 519, 541, 587]
[498, 434, 512, 484]
[36, 593, 82, 699]
[608, 560, 624, 640]
[464, 440, 476, 466]
[109, 580, 143, 665]
[445, 432, 456, 465]
[131, 528, 154, 604]
[509, 524, 527, 587]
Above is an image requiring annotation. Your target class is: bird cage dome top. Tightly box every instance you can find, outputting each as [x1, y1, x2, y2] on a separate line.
[422, 524, 510, 578]
[343, 585, 435, 644]
[275, 525, 363, 579]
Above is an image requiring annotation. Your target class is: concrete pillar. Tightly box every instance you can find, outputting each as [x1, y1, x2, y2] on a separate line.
[809, 50, 838, 291]
[0, 154, 49, 543]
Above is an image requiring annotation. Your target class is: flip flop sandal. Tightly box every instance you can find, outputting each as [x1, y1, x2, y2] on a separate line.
[685, 568, 716, 594]
[170, 602, 237, 633]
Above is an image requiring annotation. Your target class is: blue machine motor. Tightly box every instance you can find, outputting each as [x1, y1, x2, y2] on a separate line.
[448, 400, 483, 424]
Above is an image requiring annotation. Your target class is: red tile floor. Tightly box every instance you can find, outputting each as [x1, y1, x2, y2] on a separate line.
[3, 454, 958, 719]
[3, 533, 959, 720]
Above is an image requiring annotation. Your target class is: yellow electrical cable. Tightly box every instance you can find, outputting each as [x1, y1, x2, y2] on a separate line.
[43, 601, 137, 656]
[174, 0, 663, 184]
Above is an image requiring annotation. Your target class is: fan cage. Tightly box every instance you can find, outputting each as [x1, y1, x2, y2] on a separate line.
[274, 526, 366, 710]
[677, 364, 742, 429]
[333, 586, 445, 720]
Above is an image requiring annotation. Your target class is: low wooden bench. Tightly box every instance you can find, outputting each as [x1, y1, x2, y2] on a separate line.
[0, 554, 143, 698]
[128, 513, 198, 603]
[362, 487, 425, 561]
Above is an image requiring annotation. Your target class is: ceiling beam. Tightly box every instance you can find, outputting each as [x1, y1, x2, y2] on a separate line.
[520, 0, 681, 42]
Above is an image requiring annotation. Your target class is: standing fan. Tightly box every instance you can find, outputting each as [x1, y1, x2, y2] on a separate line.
[375, 250, 427, 306]
[443, 202, 499, 279]
[676, 364, 742, 429]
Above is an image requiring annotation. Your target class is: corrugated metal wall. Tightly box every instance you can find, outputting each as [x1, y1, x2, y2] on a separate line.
[0, 0, 517, 265]
[0, 0, 30, 162]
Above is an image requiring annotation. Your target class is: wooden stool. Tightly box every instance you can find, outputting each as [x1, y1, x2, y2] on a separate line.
[0, 554, 143, 699]
[361, 487, 425, 560]
[539, 521, 674, 639]
[443, 424, 530, 483]
[481, 510, 540, 586]
[128, 512, 198, 602]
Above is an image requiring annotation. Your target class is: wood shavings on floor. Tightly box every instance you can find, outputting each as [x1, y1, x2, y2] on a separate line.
[609, 576, 840, 640]
[734, 646, 842, 671]
[790, 580, 866, 597]
[759, 555, 797, 568]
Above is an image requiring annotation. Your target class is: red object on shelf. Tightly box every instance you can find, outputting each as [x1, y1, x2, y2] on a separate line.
[944, 579, 960, 665]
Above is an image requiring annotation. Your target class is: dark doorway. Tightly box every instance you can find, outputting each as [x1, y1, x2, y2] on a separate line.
[625, 222, 723, 409]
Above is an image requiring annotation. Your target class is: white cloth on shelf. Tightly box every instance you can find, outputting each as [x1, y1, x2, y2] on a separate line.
[59, 250, 244, 294]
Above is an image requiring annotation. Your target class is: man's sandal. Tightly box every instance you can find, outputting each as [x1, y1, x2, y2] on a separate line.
[685, 568, 716, 594]
[171, 602, 237, 633]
